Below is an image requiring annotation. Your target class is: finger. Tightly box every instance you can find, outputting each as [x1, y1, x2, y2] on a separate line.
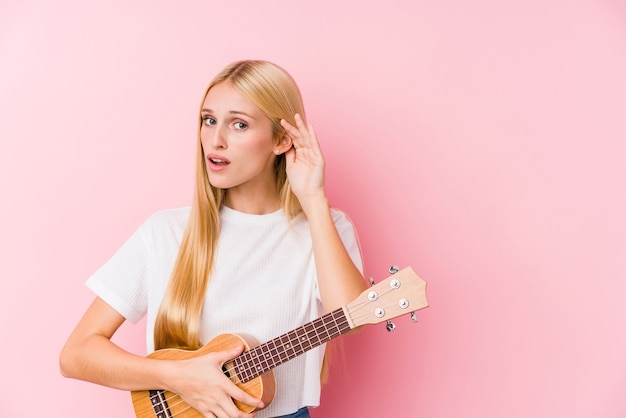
[208, 397, 241, 418]
[294, 113, 307, 130]
[206, 404, 228, 418]
[227, 383, 265, 411]
[280, 119, 303, 144]
[281, 114, 311, 138]
[281, 115, 322, 158]
[200, 390, 257, 418]
[294, 114, 315, 145]
[213, 344, 245, 364]
[204, 390, 256, 418]
[303, 122, 320, 152]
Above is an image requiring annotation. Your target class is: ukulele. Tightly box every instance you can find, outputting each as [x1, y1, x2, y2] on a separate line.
[131, 266, 428, 418]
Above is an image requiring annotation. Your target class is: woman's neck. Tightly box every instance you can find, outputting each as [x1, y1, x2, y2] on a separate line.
[223, 189, 281, 215]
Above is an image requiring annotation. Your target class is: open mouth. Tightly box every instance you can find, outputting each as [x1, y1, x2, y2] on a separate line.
[210, 158, 229, 165]
[207, 155, 230, 170]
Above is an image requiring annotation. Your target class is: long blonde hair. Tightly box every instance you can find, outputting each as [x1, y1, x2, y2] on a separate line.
[153, 61, 306, 350]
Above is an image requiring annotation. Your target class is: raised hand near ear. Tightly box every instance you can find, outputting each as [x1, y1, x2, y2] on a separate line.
[280, 114, 326, 213]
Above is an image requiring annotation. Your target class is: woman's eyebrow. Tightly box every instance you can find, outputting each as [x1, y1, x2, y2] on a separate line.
[201, 108, 257, 120]
[229, 110, 256, 119]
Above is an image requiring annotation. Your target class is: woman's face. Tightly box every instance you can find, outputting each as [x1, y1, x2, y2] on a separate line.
[200, 82, 280, 203]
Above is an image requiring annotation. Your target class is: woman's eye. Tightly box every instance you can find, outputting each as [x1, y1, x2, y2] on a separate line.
[234, 122, 248, 130]
[203, 117, 216, 126]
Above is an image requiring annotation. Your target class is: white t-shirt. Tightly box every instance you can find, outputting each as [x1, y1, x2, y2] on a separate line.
[86, 205, 363, 417]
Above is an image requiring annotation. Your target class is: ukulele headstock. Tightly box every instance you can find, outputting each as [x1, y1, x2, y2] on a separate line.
[345, 266, 428, 329]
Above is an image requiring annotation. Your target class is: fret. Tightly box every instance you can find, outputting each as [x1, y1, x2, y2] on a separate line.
[309, 319, 322, 347]
[333, 309, 349, 336]
[234, 351, 247, 382]
[329, 315, 340, 338]
[301, 323, 314, 351]
[149, 390, 171, 418]
[279, 334, 293, 362]
[317, 316, 331, 342]
[300, 326, 309, 350]
[233, 308, 352, 383]
[287, 328, 301, 357]
[233, 355, 247, 383]
[319, 318, 330, 342]
[267, 338, 279, 369]
[332, 309, 343, 335]
[255, 345, 269, 376]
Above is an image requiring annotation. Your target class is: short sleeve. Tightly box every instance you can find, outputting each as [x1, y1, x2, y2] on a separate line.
[331, 209, 364, 274]
[85, 222, 150, 323]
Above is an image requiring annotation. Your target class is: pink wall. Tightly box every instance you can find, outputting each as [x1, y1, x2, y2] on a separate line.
[1, 1, 625, 417]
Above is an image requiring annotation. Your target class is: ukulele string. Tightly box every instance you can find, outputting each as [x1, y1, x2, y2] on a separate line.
[348, 298, 372, 312]
[223, 361, 242, 384]
[349, 306, 396, 323]
[233, 311, 348, 380]
[163, 397, 192, 417]
[168, 405, 194, 418]
[147, 391, 193, 417]
[349, 285, 400, 323]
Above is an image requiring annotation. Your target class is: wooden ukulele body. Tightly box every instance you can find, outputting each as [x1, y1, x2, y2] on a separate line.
[131, 333, 275, 418]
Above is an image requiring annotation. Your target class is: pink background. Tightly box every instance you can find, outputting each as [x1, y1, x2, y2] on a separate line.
[1, 1, 625, 417]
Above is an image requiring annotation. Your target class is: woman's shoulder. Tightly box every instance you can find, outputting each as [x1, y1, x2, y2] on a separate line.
[149, 206, 191, 221]
[138, 206, 191, 235]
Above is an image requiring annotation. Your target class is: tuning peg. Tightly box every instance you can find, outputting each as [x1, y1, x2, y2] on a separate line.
[410, 311, 418, 322]
[386, 320, 396, 332]
[388, 265, 399, 274]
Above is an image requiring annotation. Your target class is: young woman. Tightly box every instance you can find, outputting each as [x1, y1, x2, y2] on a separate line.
[60, 60, 368, 418]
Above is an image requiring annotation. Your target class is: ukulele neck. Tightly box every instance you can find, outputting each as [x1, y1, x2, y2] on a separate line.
[231, 307, 350, 382]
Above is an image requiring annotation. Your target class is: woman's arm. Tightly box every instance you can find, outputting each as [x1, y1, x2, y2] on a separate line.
[281, 115, 369, 312]
[303, 198, 368, 311]
[60, 297, 263, 417]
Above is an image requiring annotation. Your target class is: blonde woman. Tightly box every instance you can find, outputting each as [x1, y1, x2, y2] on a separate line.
[60, 60, 368, 418]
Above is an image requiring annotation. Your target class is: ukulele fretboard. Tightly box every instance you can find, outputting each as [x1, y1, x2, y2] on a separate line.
[230, 307, 350, 382]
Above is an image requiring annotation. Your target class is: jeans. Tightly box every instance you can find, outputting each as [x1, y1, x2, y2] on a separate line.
[277, 407, 310, 418]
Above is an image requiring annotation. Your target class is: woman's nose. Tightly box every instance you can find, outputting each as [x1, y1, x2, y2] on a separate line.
[210, 125, 228, 149]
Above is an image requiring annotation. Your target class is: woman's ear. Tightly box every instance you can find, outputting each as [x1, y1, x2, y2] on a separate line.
[273, 133, 292, 155]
